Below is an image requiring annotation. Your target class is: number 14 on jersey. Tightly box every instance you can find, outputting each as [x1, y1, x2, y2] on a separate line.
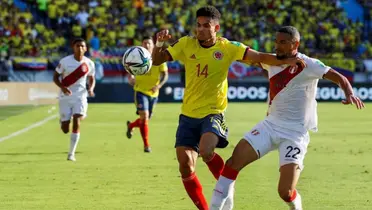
[196, 64, 208, 78]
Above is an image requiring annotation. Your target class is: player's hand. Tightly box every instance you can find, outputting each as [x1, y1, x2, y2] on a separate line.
[88, 89, 95, 97]
[151, 85, 161, 93]
[128, 75, 135, 86]
[156, 29, 172, 43]
[284, 57, 307, 69]
[61, 87, 72, 96]
[342, 94, 365, 109]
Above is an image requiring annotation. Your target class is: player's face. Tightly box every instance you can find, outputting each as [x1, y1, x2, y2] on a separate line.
[196, 16, 220, 43]
[142, 39, 154, 53]
[73, 41, 87, 56]
[275, 32, 299, 60]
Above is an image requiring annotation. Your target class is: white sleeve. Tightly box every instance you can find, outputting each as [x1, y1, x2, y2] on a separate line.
[55, 61, 64, 74]
[306, 58, 331, 79]
[88, 60, 96, 76]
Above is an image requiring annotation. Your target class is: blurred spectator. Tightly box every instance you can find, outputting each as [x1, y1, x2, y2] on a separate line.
[89, 32, 100, 51]
[1, 0, 370, 60]
[0, 42, 10, 81]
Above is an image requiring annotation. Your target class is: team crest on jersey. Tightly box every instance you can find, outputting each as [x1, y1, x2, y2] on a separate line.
[81, 64, 88, 72]
[213, 51, 223, 60]
[289, 66, 298, 74]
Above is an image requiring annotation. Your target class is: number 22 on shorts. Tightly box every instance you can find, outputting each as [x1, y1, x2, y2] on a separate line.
[196, 64, 208, 78]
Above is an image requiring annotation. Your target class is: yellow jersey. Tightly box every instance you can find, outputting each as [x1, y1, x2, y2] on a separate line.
[134, 63, 168, 97]
[167, 36, 248, 118]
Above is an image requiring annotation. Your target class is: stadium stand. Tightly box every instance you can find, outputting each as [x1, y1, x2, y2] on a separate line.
[1, 0, 371, 81]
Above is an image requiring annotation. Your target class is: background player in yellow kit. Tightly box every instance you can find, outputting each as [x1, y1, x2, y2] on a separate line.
[152, 6, 305, 209]
[126, 36, 168, 153]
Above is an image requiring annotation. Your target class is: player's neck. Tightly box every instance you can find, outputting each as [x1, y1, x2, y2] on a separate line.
[73, 54, 84, 62]
[199, 37, 217, 48]
[289, 51, 298, 58]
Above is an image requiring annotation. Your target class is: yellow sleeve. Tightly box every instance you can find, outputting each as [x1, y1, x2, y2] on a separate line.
[160, 62, 168, 72]
[228, 41, 249, 61]
[166, 36, 188, 62]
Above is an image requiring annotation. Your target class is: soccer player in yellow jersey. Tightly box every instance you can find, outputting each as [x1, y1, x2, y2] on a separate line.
[152, 6, 305, 209]
[126, 36, 169, 153]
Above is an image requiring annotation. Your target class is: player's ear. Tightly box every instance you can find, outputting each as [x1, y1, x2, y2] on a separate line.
[214, 23, 220, 33]
[294, 41, 300, 49]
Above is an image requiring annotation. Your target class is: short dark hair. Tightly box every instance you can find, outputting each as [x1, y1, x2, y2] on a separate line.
[196, 6, 221, 20]
[72, 37, 85, 45]
[277, 26, 300, 41]
[142, 36, 153, 42]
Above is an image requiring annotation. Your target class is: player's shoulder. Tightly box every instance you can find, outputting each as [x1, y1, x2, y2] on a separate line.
[83, 56, 94, 63]
[60, 54, 73, 63]
[298, 53, 327, 67]
[169, 35, 194, 48]
[218, 37, 245, 47]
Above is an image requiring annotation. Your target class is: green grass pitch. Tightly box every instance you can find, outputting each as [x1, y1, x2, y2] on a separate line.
[0, 103, 371, 210]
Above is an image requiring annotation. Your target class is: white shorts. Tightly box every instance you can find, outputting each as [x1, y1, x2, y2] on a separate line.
[243, 120, 310, 170]
[59, 98, 88, 122]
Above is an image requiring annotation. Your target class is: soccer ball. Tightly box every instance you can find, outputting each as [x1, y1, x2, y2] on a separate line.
[122, 46, 152, 75]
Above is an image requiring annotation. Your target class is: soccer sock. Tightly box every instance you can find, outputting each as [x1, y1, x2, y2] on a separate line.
[285, 189, 302, 210]
[69, 132, 80, 155]
[139, 119, 149, 147]
[182, 172, 209, 210]
[129, 118, 141, 130]
[210, 165, 239, 210]
[205, 152, 224, 180]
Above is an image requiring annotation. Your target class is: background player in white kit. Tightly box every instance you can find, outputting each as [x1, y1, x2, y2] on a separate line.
[210, 26, 365, 210]
[53, 38, 95, 162]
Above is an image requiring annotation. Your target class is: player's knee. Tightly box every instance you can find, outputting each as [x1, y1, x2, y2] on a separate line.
[278, 188, 295, 202]
[199, 149, 214, 163]
[61, 125, 69, 134]
[72, 116, 82, 132]
[178, 161, 195, 177]
[139, 111, 149, 121]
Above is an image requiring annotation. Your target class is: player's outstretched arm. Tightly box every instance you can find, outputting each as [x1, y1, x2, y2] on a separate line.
[323, 69, 365, 109]
[242, 49, 306, 68]
[152, 30, 172, 66]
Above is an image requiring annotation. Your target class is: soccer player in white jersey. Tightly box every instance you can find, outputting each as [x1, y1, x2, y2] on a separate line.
[209, 26, 365, 210]
[53, 38, 96, 162]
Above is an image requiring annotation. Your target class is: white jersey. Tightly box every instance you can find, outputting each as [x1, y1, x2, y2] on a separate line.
[261, 53, 330, 133]
[56, 55, 95, 100]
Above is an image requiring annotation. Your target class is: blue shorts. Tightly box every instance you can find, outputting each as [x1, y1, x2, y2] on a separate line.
[175, 114, 229, 152]
[134, 91, 158, 118]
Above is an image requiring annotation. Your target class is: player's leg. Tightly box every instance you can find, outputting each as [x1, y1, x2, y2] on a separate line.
[277, 134, 309, 210]
[139, 96, 158, 152]
[210, 121, 274, 210]
[67, 99, 88, 161]
[59, 99, 72, 134]
[126, 91, 148, 139]
[199, 114, 228, 180]
[278, 164, 302, 210]
[175, 115, 208, 210]
[138, 109, 150, 152]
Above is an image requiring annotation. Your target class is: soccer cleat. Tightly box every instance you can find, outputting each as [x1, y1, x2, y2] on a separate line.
[144, 147, 152, 153]
[126, 121, 133, 139]
[67, 154, 76, 161]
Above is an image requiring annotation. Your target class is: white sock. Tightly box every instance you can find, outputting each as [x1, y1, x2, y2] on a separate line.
[69, 132, 80, 155]
[221, 186, 234, 210]
[210, 176, 235, 210]
[286, 190, 302, 210]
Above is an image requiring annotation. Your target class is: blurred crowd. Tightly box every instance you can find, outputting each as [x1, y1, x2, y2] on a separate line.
[0, 0, 372, 59]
